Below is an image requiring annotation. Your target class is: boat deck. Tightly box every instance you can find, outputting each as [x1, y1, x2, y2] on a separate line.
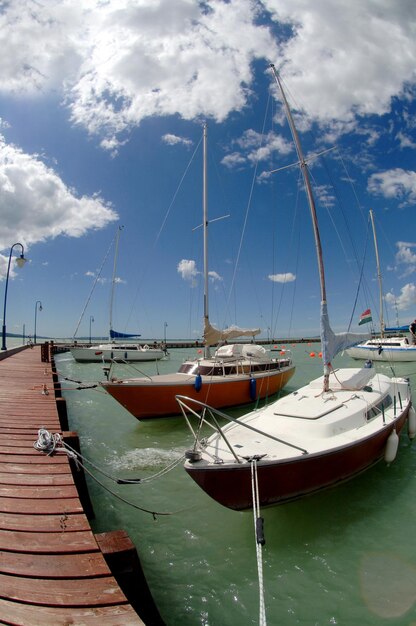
[0, 345, 144, 625]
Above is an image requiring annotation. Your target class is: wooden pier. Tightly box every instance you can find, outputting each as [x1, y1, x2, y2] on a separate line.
[0, 345, 149, 625]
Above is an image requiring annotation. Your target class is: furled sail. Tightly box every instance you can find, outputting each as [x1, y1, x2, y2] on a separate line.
[110, 330, 141, 339]
[204, 319, 260, 347]
[320, 302, 370, 367]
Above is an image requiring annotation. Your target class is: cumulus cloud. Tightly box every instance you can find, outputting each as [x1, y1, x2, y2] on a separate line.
[0, 0, 415, 150]
[393, 241, 416, 277]
[0, 135, 118, 278]
[368, 169, 416, 207]
[222, 129, 293, 170]
[177, 258, 199, 286]
[208, 270, 222, 282]
[385, 283, 416, 311]
[162, 134, 193, 147]
[268, 272, 296, 283]
[265, 0, 416, 125]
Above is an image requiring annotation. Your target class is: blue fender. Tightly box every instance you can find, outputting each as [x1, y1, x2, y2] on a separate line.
[194, 374, 202, 392]
[249, 377, 257, 401]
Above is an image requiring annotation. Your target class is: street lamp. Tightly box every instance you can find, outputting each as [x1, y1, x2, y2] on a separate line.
[34, 300, 42, 344]
[164, 321, 168, 343]
[2, 243, 27, 350]
[89, 315, 94, 344]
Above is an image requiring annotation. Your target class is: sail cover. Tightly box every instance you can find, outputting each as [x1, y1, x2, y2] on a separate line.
[110, 330, 141, 339]
[384, 326, 410, 332]
[320, 302, 370, 366]
[204, 319, 260, 347]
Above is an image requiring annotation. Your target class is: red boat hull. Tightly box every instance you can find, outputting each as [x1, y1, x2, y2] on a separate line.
[103, 366, 295, 419]
[185, 410, 409, 510]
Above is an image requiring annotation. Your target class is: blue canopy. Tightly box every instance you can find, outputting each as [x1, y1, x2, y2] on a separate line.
[384, 326, 409, 332]
[110, 329, 141, 339]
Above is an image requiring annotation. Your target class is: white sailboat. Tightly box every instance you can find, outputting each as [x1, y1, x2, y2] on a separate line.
[101, 124, 295, 418]
[70, 227, 167, 363]
[347, 209, 416, 362]
[180, 64, 414, 511]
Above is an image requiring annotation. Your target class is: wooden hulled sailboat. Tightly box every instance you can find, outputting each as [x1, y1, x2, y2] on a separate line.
[181, 65, 415, 511]
[100, 124, 295, 419]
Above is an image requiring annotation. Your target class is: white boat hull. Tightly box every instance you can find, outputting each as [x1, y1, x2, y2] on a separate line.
[347, 341, 416, 362]
[70, 345, 166, 362]
[183, 367, 412, 510]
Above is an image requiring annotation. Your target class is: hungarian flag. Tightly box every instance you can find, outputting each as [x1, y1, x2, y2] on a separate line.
[359, 309, 372, 325]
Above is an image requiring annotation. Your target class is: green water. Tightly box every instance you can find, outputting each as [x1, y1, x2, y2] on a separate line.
[54, 344, 416, 626]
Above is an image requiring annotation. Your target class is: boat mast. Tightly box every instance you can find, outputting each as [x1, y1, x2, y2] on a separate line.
[369, 209, 384, 338]
[270, 64, 330, 388]
[203, 123, 211, 358]
[109, 225, 123, 341]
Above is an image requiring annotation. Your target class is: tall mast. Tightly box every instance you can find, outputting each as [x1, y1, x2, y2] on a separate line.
[270, 64, 327, 304]
[109, 225, 123, 340]
[270, 64, 331, 390]
[203, 123, 210, 358]
[369, 209, 384, 337]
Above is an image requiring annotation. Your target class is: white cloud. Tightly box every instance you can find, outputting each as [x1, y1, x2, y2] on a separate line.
[177, 258, 199, 286]
[393, 241, 416, 277]
[162, 134, 193, 147]
[0, 0, 415, 150]
[0, 135, 118, 278]
[385, 283, 416, 311]
[222, 129, 293, 170]
[265, 0, 416, 125]
[208, 270, 222, 282]
[268, 272, 296, 283]
[368, 169, 416, 207]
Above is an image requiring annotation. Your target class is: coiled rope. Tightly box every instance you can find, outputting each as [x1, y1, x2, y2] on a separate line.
[251, 458, 267, 626]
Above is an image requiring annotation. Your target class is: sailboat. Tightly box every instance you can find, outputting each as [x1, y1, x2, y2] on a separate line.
[347, 210, 416, 362]
[180, 64, 415, 511]
[70, 227, 167, 363]
[100, 124, 295, 418]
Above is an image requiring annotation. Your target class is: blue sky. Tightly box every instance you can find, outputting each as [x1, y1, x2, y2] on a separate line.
[0, 0, 416, 341]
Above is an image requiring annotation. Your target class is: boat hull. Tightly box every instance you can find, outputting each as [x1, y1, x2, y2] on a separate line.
[185, 408, 409, 511]
[347, 344, 416, 362]
[102, 365, 295, 419]
[70, 346, 165, 362]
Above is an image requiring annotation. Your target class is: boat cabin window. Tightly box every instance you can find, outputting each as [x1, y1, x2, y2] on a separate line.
[366, 394, 392, 421]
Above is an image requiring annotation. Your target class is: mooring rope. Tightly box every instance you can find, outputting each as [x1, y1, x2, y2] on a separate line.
[33, 428, 188, 518]
[251, 458, 267, 626]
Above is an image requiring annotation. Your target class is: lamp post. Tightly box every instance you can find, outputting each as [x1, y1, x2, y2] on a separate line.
[2, 243, 27, 350]
[34, 300, 42, 344]
[164, 321, 168, 343]
[89, 315, 94, 344]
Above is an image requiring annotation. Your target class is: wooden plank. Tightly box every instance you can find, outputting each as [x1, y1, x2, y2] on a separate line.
[0, 484, 78, 498]
[0, 572, 127, 606]
[0, 472, 74, 486]
[0, 497, 83, 514]
[0, 599, 144, 626]
[0, 512, 90, 532]
[0, 462, 71, 474]
[0, 529, 98, 553]
[0, 551, 110, 578]
[0, 454, 69, 464]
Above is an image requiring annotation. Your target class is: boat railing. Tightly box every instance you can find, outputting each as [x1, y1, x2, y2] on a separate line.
[175, 395, 308, 463]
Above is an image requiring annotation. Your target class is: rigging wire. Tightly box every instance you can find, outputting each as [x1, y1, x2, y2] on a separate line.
[124, 135, 204, 334]
[73, 230, 118, 338]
